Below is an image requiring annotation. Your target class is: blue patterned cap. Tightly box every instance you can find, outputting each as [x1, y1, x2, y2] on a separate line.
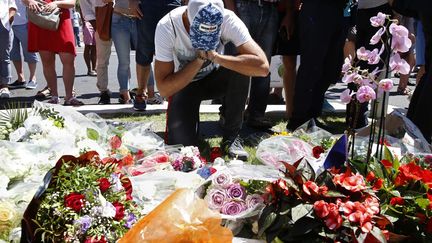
[189, 1, 224, 51]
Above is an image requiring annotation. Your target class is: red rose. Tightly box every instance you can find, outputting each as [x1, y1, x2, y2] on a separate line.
[121, 175, 133, 201]
[210, 147, 222, 162]
[314, 200, 329, 218]
[98, 178, 111, 193]
[390, 197, 405, 206]
[110, 135, 122, 150]
[84, 236, 107, 243]
[122, 154, 134, 167]
[155, 154, 170, 163]
[366, 171, 376, 182]
[112, 201, 125, 221]
[312, 146, 325, 159]
[64, 192, 85, 212]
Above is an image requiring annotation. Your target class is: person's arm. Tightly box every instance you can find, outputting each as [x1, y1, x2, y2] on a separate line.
[43, 0, 76, 12]
[8, 0, 17, 24]
[206, 40, 269, 77]
[155, 58, 206, 97]
[280, 0, 296, 40]
[224, 0, 237, 14]
[128, 0, 143, 19]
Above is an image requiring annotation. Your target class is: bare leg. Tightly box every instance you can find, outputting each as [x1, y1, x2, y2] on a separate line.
[136, 63, 150, 97]
[344, 40, 356, 60]
[59, 52, 75, 101]
[282, 55, 297, 119]
[39, 51, 58, 97]
[84, 45, 91, 72]
[90, 45, 96, 71]
[28, 62, 37, 81]
[13, 60, 25, 82]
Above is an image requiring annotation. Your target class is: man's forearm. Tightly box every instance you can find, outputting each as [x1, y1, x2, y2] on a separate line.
[214, 53, 269, 77]
[156, 58, 205, 97]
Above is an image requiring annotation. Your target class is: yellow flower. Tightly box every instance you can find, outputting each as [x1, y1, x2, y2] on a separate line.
[0, 202, 15, 223]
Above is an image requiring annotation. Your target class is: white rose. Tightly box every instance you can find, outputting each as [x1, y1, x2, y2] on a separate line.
[8, 127, 27, 142]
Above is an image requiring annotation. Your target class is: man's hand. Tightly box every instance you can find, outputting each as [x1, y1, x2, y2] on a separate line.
[9, 9, 16, 24]
[129, 0, 143, 19]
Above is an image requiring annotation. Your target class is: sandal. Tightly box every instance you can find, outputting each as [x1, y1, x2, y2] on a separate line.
[397, 87, 411, 95]
[64, 97, 84, 106]
[47, 96, 60, 104]
[35, 86, 52, 100]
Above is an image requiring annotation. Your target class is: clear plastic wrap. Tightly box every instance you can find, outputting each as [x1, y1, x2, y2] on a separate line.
[119, 189, 233, 243]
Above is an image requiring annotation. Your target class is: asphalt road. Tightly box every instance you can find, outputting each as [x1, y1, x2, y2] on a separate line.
[1, 45, 414, 111]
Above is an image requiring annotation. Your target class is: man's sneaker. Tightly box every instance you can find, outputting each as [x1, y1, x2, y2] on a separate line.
[133, 95, 147, 111]
[25, 80, 37, 89]
[98, 91, 111, 104]
[221, 136, 249, 161]
[147, 93, 164, 104]
[0, 87, 11, 98]
[8, 80, 26, 88]
[246, 116, 273, 130]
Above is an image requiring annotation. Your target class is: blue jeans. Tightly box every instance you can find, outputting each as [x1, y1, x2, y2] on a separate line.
[235, 0, 279, 119]
[11, 24, 39, 63]
[0, 23, 12, 85]
[111, 14, 137, 92]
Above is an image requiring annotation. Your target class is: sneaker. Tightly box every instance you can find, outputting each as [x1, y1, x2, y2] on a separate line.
[133, 95, 147, 111]
[221, 136, 249, 161]
[246, 116, 273, 130]
[8, 80, 26, 88]
[87, 70, 97, 76]
[0, 87, 11, 98]
[98, 91, 111, 104]
[25, 80, 37, 89]
[118, 94, 133, 104]
[147, 93, 164, 104]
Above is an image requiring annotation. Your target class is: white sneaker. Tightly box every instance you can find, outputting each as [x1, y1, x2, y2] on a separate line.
[25, 80, 37, 89]
[0, 87, 11, 98]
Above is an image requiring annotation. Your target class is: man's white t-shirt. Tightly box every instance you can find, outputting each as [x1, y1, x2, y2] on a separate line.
[155, 6, 252, 81]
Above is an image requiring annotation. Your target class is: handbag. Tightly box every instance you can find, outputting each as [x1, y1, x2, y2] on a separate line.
[27, 0, 61, 31]
[95, 2, 114, 41]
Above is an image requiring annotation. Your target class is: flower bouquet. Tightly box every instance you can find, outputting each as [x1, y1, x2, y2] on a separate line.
[21, 151, 141, 243]
[351, 149, 432, 241]
[171, 146, 207, 172]
[259, 159, 389, 242]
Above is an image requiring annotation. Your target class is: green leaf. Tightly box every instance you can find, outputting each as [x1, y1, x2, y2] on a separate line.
[315, 170, 335, 189]
[296, 159, 316, 182]
[383, 145, 394, 163]
[356, 232, 368, 243]
[289, 216, 321, 237]
[415, 198, 430, 210]
[87, 128, 100, 141]
[389, 190, 401, 197]
[291, 204, 313, 223]
[368, 157, 384, 179]
[258, 207, 277, 236]
[348, 159, 367, 175]
[370, 226, 387, 243]
[324, 190, 347, 198]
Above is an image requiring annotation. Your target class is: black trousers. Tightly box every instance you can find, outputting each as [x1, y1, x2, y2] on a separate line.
[287, 0, 346, 130]
[165, 67, 249, 146]
[407, 12, 432, 143]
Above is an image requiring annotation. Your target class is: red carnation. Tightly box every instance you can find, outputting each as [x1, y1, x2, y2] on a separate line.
[98, 178, 111, 193]
[109, 135, 122, 150]
[112, 201, 125, 221]
[312, 146, 325, 159]
[390, 197, 405, 206]
[64, 192, 85, 212]
[84, 236, 107, 243]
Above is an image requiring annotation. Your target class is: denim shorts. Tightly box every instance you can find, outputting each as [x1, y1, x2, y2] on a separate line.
[11, 24, 38, 63]
[135, 1, 180, 66]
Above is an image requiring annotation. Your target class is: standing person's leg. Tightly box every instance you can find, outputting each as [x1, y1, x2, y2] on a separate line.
[0, 23, 12, 98]
[83, 21, 97, 75]
[10, 26, 25, 86]
[282, 55, 297, 119]
[15, 23, 39, 89]
[111, 15, 133, 103]
[416, 20, 426, 83]
[59, 52, 82, 105]
[39, 51, 58, 102]
[95, 32, 112, 104]
[84, 45, 92, 73]
[245, 3, 279, 129]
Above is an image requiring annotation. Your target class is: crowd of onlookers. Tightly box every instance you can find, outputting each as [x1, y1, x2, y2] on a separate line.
[0, 0, 431, 154]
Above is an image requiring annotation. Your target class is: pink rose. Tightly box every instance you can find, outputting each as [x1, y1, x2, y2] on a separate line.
[378, 78, 394, 92]
[356, 85, 376, 103]
[370, 12, 387, 27]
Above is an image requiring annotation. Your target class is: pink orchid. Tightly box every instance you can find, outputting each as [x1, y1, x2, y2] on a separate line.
[370, 12, 387, 27]
[340, 89, 353, 104]
[391, 35, 412, 53]
[378, 79, 394, 92]
[342, 56, 352, 73]
[367, 45, 384, 65]
[356, 47, 370, 61]
[390, 23, 409, 38]
[356, 85, 376, 103]
[342, 72, 356, 84]
[390, 53, 410, 75]
[370, 27, 385, 45]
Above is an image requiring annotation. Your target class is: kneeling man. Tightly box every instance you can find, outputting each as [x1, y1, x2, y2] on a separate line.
[154, 0, 268, 160]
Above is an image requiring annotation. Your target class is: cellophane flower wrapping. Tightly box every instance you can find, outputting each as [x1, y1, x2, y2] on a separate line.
[119, 189, 233, 243]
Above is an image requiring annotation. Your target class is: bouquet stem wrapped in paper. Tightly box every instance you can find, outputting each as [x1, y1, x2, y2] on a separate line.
[119, 189, 233, 243]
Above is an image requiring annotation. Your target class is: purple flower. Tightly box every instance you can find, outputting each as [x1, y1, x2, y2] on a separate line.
[356, 85, 376, 103]
[205, 188, 228, 210]
[370, 27, 385, 45]
[390, 53, 410, 75]
[246, 194, 264, 209]
[124, 213, 137, 229]
[356, 47, 370, 61]
[378, 79, 394, 92]
[212, 173, 232, 188]
[74, 215, 92, 233]
[227, 183, 246, 200]
[171, 159, 182, 171]
[197, 167, 212, 179]
[221, 201, 247, 215]
[340, 89, 353, 105]
[370, 12, 387, 27]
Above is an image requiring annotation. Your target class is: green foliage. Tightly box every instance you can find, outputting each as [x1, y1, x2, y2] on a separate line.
[0, 102, 29, 139]
[34, 106, 65, 128]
